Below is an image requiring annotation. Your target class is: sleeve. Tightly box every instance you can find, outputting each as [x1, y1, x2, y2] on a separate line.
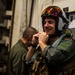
[12, 49, 27, 75]
[42, 40, 73, 66]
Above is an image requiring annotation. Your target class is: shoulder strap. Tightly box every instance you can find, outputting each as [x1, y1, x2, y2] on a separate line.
[52, 34, 66, 48]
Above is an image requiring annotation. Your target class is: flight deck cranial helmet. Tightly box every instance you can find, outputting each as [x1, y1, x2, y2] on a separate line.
[41, 6, 68, 34]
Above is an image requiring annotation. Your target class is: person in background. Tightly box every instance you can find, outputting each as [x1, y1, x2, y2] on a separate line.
[8, 27, 38, 75]
[23, 6, 75, 75]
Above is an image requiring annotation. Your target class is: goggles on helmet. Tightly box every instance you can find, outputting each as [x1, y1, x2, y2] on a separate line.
[41, 6, 62, 18]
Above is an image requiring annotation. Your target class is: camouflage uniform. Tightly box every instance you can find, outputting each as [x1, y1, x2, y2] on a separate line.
[25, 33, 75, 75]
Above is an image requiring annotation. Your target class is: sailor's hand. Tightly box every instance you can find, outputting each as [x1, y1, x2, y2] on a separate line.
[38, 32, 49, 44]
